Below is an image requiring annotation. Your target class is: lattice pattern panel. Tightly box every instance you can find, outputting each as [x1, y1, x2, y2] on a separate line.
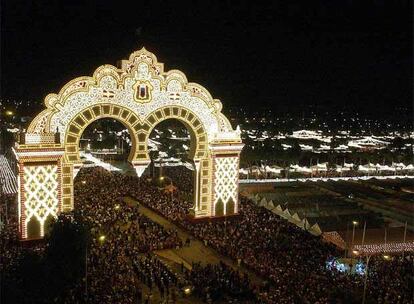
[213, 156, 238, 213]
[23, 165, 59, 236]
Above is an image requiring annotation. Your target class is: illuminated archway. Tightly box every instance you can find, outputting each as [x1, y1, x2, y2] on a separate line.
[14, 48, 243, 239]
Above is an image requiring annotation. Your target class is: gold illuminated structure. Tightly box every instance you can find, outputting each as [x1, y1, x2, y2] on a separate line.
[14, 48, 243, 240]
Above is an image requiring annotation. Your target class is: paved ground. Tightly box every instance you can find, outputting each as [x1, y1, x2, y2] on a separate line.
[124, 197, 265, 302]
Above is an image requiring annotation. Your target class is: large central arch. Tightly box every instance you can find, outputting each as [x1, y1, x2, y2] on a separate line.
[14, 48, 243, 239]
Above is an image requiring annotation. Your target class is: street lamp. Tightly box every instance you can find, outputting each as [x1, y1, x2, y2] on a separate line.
[98, 235, 106, 243]
[351, 220, 358, 252]
[183, 286, 192, 295]
[362, 254, 372, 304]
[85, 243, 88, 301]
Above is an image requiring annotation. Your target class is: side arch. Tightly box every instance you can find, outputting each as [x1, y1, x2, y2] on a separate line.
[138, 106, 209, 162]
[63, 103, 140, 164]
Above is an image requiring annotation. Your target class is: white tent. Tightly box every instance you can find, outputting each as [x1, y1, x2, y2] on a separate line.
[358, 164, 376, 172]
[309, 223, 322, 236]
[259, 197, 268, 207]
[344, 162, 354, 168]
[406, 164, 414, 171]
[290, 213, 301, 224]
[283, 208, 292, 219]
[335, 165, 350, 172]
[239, 168, 249, 175]
[266, 200, 275, 209]
[302, 218, 311, 230]
[265, 165, 283, 174]
[290, 164, 312, 173]
[272, 205, 284, 216]
[375, 164, 396, 172]
[311, 162, 328, 172]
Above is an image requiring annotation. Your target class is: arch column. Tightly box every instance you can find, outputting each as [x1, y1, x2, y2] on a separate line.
[209, 141, 244, 217]
[14, 141, 65, 239]
[193, 160, 201, 212]
[190, 141, 243, 218]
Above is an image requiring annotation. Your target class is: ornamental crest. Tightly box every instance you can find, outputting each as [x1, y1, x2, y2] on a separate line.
[132, 80, 153, 103]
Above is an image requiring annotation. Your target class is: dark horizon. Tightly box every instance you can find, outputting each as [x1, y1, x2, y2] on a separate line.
[1, 1, 412, 116]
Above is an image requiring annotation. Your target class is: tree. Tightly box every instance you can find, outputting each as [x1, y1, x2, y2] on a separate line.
[3, 251, 46, 303]
[2, 214, 89, 303]
[44, 214, 89, 301]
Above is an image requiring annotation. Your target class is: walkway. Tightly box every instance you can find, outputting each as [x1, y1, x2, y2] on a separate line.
[124, 197, 264, 287]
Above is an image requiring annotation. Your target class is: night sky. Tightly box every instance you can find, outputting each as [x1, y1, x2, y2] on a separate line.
[1, 1, 412, 115]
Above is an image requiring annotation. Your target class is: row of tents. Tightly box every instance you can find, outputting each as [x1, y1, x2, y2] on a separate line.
[244, 192, 323, 236]
[240, 162, 414, 176]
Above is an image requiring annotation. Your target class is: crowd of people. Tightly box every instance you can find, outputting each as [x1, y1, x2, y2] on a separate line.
[367, 254, 413, 303]
[1, 191, 25, 279]
[187, 261, 255, 303]
[74, 167, 270, 303]
[133, 254, 180, 301]
[162, 166, 194, 195]
[1, 164, 413, 303]
[73, 167, 184, 303]
[1, 216, 23, 285]
[126, 167, 413, 303]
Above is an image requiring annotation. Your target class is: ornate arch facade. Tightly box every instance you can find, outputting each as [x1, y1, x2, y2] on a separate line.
[14, 48, 243, 239]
